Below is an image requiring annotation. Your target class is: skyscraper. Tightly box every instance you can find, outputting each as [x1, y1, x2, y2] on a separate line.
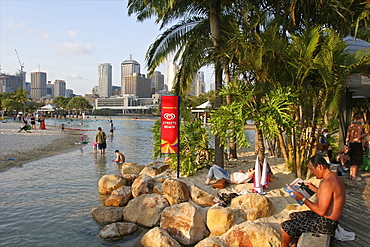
[30, 72, 47, 100]
[166, 62, 178, 92]
[98, 63, 112, 98]
[151, 71, 165, 93]
[54, 80, 66, 97]
[124, 73, 151, 98]
[121, 55, 140, 95]
[0, 74, 23, 93]
[189, 71, 205, 96]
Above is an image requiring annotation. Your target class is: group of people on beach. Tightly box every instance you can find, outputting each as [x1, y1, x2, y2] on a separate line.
[17, 113, 45, 132]
[318, 112, 369, 181]
[205, 113, 370, 246]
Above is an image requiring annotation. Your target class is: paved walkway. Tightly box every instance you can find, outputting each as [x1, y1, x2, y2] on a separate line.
[330, 169, 370, 247]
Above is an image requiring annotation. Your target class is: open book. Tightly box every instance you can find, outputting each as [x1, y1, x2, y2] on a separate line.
[284, 178, 315, 205]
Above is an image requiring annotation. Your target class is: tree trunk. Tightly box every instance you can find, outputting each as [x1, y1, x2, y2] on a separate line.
[255, 123, 265, 164]
[225, 64, 237, 159]
[210, 1, 224, 168]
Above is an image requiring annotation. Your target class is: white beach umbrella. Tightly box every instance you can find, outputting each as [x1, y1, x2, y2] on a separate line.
[261, 156, 269, 188]
[253, 155, 263, 193]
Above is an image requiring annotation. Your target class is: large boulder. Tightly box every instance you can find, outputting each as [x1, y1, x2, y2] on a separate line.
[220, 221, 281, 247]
[99, 222, 138, 240]
[194, 236, 228, 247]
[91, 207, 123, 224]
[230, 193, 274, 220]
[104, 186, 132, 207]
[123, 194, 169, 227]
[162, 179, 190, 205]
[120, 174, 138, 186]
[160, 202, 209, 246]
[98, 175, 126, 195]
[207, 206, 235, 236]
[189, 185, 216, 207]
[131, 174, 156, 198]
[140, 227, 181, 247]
[153, 182, 163, 195]
[121, 162, 145, 175]
[139, 161, 170, 177]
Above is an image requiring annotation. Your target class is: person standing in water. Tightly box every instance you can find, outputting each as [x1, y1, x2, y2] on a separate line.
[95, 127, 107, 155]
[109, 119, 114, 134]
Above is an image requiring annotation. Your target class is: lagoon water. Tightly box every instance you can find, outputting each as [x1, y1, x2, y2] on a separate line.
[0, 116, 254, 246]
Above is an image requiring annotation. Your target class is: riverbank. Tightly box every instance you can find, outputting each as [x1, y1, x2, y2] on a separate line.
[0, 119, 88, 172]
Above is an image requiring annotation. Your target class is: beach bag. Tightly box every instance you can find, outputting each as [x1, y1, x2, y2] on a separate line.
[212, 179, 227, 189]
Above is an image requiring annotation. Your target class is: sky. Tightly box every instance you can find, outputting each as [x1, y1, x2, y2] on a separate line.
[0, 0, 214, 96]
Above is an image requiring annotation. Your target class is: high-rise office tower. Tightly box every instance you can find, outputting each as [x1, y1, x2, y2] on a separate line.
[46, 82, 54, 95]
[166, 62, 177, 92]
[30, 72, 47, 100]
[0, 74, 23, 93]
[151, 71, 165, 93]
[121, 55, 140, 95]
[124, 73, 151, 98]
[98, 63, 112, 98]
[54, 80, 66, 97]
[189, 71, 205, 96]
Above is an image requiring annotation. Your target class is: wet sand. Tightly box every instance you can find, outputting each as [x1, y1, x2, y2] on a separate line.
[0, 120, 87, 172]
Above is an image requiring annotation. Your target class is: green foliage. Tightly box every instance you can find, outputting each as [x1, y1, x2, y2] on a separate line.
[92, 108, 116, 116]
[2, 99, 22, 112]
[210, 83, 296, 148]
[152, 116, 214, 177]
[53, 96, 71, 109]
[66, 96, 92, 110]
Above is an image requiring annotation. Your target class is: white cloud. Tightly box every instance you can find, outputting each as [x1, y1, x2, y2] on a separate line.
[40, 32, 50, 40]
[68, 30, 77, 38]
[54, 42, 94, 56]
[68, 74, 83, 80]
[6, 18, 24, 30]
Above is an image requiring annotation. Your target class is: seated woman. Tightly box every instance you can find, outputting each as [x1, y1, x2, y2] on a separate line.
[205, 165, 254, 184]
[337, 147, 350, 172]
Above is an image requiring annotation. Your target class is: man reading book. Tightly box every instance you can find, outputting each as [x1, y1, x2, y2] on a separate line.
[281, 155, 346, 247]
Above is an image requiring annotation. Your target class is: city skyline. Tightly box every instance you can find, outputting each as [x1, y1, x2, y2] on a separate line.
[0, 1, 214, 96]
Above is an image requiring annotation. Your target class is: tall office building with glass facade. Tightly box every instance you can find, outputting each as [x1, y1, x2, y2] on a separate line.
[30, 71, 47, 100]
[54, 80, 66, 97]
[98, 63, 112, 98]
[121, 55, 140, 95]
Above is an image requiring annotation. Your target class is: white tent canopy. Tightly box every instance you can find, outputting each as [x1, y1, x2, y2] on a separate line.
[196, 101, 212, 109]
[40, 104, 57, 111]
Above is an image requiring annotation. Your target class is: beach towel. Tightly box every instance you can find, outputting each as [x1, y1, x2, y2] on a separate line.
[334, 225, 355, 241]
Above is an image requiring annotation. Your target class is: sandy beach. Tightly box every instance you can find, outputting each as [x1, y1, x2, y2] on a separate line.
[0, 120, 87, 172]
[1, 118, 369, 242]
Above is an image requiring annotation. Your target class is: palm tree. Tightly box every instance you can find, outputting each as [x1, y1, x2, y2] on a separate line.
[128, 0, 239, 167]
[11, 87, 30, 114]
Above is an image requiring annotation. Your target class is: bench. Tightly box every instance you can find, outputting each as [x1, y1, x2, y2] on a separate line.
[297, 233, 330, 247]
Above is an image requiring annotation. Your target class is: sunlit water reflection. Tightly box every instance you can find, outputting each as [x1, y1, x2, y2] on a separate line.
[0, 116, 254, 246]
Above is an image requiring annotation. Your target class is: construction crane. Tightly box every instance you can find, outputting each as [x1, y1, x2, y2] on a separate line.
[14, 49, 24, 74]
[14, 49, 25, 85]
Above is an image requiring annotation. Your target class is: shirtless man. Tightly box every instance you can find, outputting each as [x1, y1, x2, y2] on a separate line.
[281, 155, 345, 247]
[346, 113, 369, 180]
[114, 150, 125, 164]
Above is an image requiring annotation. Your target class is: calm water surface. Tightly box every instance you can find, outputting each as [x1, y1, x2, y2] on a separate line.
[0, 116, 255, 246]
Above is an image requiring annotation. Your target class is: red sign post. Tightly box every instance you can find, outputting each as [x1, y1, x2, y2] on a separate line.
[161, 96, 180, 177]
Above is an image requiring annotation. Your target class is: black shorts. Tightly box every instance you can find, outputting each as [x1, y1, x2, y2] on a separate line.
[98, 143, 106, 150]
[349, 142, 362, 167]
[281, 211, 338, 239]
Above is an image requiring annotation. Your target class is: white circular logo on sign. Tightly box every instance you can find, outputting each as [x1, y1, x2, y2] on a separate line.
[164, 113, 176, 120]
